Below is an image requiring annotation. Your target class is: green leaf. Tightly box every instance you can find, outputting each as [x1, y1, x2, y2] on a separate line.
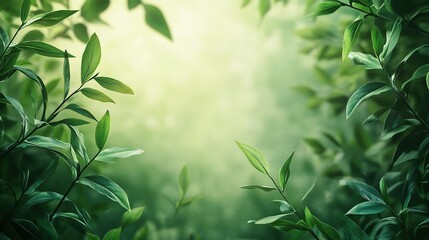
[341, 179, 383, 202]
[69, 126, 89, 163]
[77, 175, 130, 211]
[342, 16, 364, 60]
[95, 77, 134, 94]
[25, 191, 64, 206]
[301, 178, 317, 202]
[379, 177, 389, 205]
[128, 0, 141, 10]
[346, 82, 391, 119]
[240, 185, 277, 192]
[402, 171, 414, 209]
[23, 10, 78, 28]
[272, 220, 308, 232]
[11, 219, 42, 240]
[16, 41, 74, 58]
[0, 93, 28, 137]
[341, 216, 370, 240]
[64, 103, 97, 121]
[402, 64, 429, 88]
[73, 23, 90, 43]
[348, 52, 382, 69]
[81, 0, 110, 23]
[279, 150, 294, 192]
[25, 158, 58, 194]
[369, 217, 398, 239]
[21, 0, 31, 22]
[178, 195, 200, 207]
[236, 141, 270, 175]
[143, 4, 172, 40]
[34, 214, 58, 240]
[242, 0, 253, 8]
[179, 165, 191, 197]
[87, 233, 100, 240]
[103, 227, 121, 240]
[380, 19, 401, 60]
[273, 200, 294, 214]
[63, 51, 70, 98]
[371, 25, 384, 56]
[426, 72, 429, 90]
[346, 201, 387, 215]
[95, 110, 110, 149]
[259, 0, 271, 17]
[0, 116, 4, 143]
[80, 88, 115, 103]
[49, 118, 90, 126]
[304, 138, 325, 154]
[310, 1, 342, 17]
[95, 147, 143, 163]
[122, 207, 145, 227]
[304, 207, 314, 227]
[248, 214, 289, 225]
[81, 33, 101, 83]
[52, 212, 89, 229]
[24, 135, 69, 149]
[313, 216, 340, 240]
[415, 218, 429, 235]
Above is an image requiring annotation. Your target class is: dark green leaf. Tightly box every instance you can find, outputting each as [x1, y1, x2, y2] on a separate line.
[341, 179, 383, 202]
[0, 93, 28, 137]
[23, 10, 78, 28]
[179, 165, 191, 197]
[379, 177, 389, 205]
[49, 118, 90, 126]
[248, 214, 289, 224]
[25, 191, 64, 206]
[95, 110, 110, 149]
[415, 218, 429, 235]
[0, 25, 9, 52]
[304, 138, 325, 154]
[272, 220, 308, 232]
[346, 201, 387, 215]
[69, 126, 89, 163]
[95, 77, 134, 94]
[25, 158, 58, 194]
[426, 72, 429, 90]
[80, 88, 115, 103]
[52, 212, 89, 229]
[143, 4, 172, 40]
[16, 41, 74, 58]
[122, 207, 145, 226]
[348, 52, 382, 69]
[362, 108, 389, 125]
[0, 116, 4, 144]
[310, 1, 342, 17]
[73, 23, 90, 43]
[24, 135, 69, 149]
[371, 25, 384, 56]
[102, 227, 121, 240]
[87, 233, 100, 240]
[369, 217, 398, 239]
[313, 216, 340, 240]
[342, 16, 363, 60]
[346, 82, 391, 119]
[236, 141, 270, 175]
[279, 150, 294, 191]
[34, 214, 57, 240]
[240, 185, 277, 192]
[64, 103, 97, 121]
[21, 0, 31, 22]
[63, 50, 70, 98]
[77, 175, 130, 211]
[128, 0, 141, 10]
[402, 171, 414, 209]
[380, 19, 401, 60]
[81, 33, 101, 83]
[259, 0, 271, 17]
[340, 216, 370, 240]
[95, 147, 143, 163]
[11, 219, 42, 240]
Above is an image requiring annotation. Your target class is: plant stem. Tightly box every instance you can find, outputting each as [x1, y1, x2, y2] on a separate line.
[266, 174, 321, 240]
[388, 206, 414, 240]
[49, 149, 101, 221]
[0, 23, 24, 61]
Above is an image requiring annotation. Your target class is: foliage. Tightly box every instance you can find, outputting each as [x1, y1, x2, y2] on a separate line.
[239, 0, 429, 239]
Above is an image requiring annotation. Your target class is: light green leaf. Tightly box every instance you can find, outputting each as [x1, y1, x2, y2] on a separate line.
[81, 33, 101, 83]
[249, 214, 289, 225]
[242, 0, 253, 8]
[179, 195, 200, 207]
[102, 227, 121, 240]
[346, 201, 387, 215]
[95, 111, 110, 149]
[348, 52, 382, 69]
[380, 19, 401, 60]
[143, 4, 172, 40]
[310, 1, 342, 17]
[64, 103, 97, 121]
[346, 82, 391, 119]
[81, 0, 109, 23]
[24, 135, 69, 149]
[340, 179, 383, 202]
[259, 0, 271, 17]
[80, 88, 115, 103]
[122, 207, 145, 227]
[273, 200, 294, 214]
[240, 185, 277, 192]
[128, 0, 141, 10]
[342, 16, 364, 60]
[371, 25, 384, 56]
[279, 150, 294, 192]
[301, 178, 317, 202]
[16, 41, 74, 58]
[95, 77, 134, 94]
[179, 165, 191, 197]
[73, 23, 90, 43]
[77, 175, 130, 211]
[236, 141, 270, 175]
[95, 147, 143, 163]
[21, 0, 31, 23]
[304, 207, 314, 227]
[23, 10, 78, 28]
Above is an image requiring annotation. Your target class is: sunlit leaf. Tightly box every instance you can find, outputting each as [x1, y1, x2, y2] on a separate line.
[248, 214, 289, 224]
[77, 175, 130, 211]
[122, 207, 145, 226]
[16, 41, 74, 58]
[81, 33, 101, 83]
[240, 185, 277, 192]
[95, 110, 110, 149]
[346, 201, 387, 215]
[143, 4, 172, 40]
[342, 16, 363, 60]
[273, 200, 294, 214]
[64, 103, 97, 121]
[279, 150, 294, 191]
[23, 10, 78, 28]
[379, 177, 389, 205]
[24, 135, 69, 149]
[348, 52, 382, 69]
[80, 88, 115, 103]
[95, 77, 134, 94]
[95, 147, 143, 163]
[380, 19, 401, 60]
[179, 165, 191, 197]
[310, 1, 342, 17]
[346, 82, 391, 119]
[236, 141, 270, 175]
[341, 179, 383, 202]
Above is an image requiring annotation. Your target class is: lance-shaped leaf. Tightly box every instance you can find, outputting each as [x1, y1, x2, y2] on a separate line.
[179, 165, 190, 197]
[11, 219, 42, 240]
[346, 82, 392, 119]
[380, 19, 401, 60]
[341, 216, 370, 240]
[95, 77, 134, 94]
[63, 50, 70, 98]
[69, 126, 89, 164]
[95, 111, 110, 149]
[49, 118, 90, 126]
[24, 135, 69, 149]
[122, 207, 145, 226]
[1, 93, 28, 137]
[236, 141, 270, 175]
[80, 88, 115, 103]
[25, 158, 58, 194]
[273, 200, 294, 214]
[340, 179, 383, 202]
[342, 16, 364, 60]
[346, 201, 387, 215]
[143, 4, 172, 40]
[128, 0, 141, 10]
[402, 64, 429, 88]
[313, 216, 340, 240]
[20, 0, 31, 23]
[301, 178, 317, 202]
[279, 150, 294, 191]
[73, 23, 90, 43]
[310, 1, 342, 17]
[379, 177, 389, 204]
[25, 191, 64, 206]
[348, 52, 382, 69]
[16, 41, 74, 58]
[23, 10, 78, 28]
[77, 175, 130, 211]
[240, 185, 277, 192]
[259, 0, 271, 18]
[371, 25, 384, 56]
[52, 212, 89, 229]
[248, 214, 289, 224]
[95, 147, 143, 163]
[81, 33, 101, 83]
[64, 103, 97, 121]
[272, 220, 308, 232]
[103, 228, 121, 240]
